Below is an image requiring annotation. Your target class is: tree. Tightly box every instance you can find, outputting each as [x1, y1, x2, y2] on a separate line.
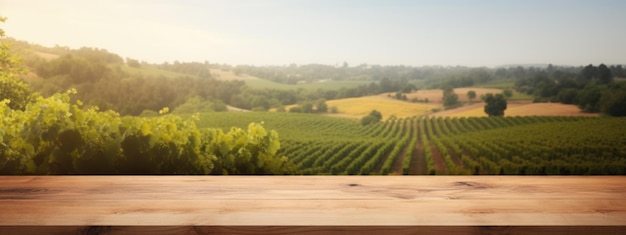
[442, 88, 459, 108]
[599, 83, 626, 116]
[315, 99, 328, 113]
[596, 64, 613, 84]
[369, 109, 382, 121]
[379, 77, 393, 92]
[467, 90, 477, 102]
[301, 101, 314, 113]
[600, 89, 626, 116]
[0, 73, 31, 110]
[0, 17, 32, 110]
[610, 65, 625, 78]
[576, 85, 604, 113]
[361, 110, 382, 126]
[361, 115, 379, 126]
[581, 64, 596, 81]
[401, 83, 417, 93]
[395, 92, 403, 100]
[557, 88, 578, 104]
[483, 93, 507, 117]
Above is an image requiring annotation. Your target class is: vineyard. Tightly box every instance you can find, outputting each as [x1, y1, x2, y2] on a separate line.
[0, 92, 294, 175]
[197, 113, 626, 175]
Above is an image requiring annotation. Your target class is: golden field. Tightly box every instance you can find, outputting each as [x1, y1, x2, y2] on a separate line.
[325, 96, 438, 120]
[430, 101, 599, 117]
[273, 86, 596, 119]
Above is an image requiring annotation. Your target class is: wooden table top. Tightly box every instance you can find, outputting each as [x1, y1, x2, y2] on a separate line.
[1, 176, 625, 226]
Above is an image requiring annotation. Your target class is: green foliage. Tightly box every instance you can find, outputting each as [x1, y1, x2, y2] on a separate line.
[0, 73, 32, 110]
[483, 93, 507, 117]
[369, 110, 382, 120]
[600, 92, 626, 116]
[599, 84, 626, 116]
[0, 91, 293, 174]
[557, 88, 578, 104]
[596, 64, 613, 84]
[204, 122, 295, 174]
[401, 83, 417, 93]
[393, 92, 408, 101]
[192, 112, 626, 175]
[1, 37, 244, 115]
[443, 88, 460, 108]
[576, 85, 604, 112]
[9, 36, 626, 117]
[361, 110, 383, 126]
[0, 17, 32, 111]
[514, 64, 625, 116]
[467, 90, 476, 102]
[301, 102, 314, 113]
[361, 115, 379, 126]
[315, 99, 328, 113]
[288, 100, 330, 114]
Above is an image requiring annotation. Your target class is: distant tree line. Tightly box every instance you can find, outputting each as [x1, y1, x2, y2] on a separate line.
[4, 37, 625, 116]
[514, 64, 626, 116]
[153, 60, 214, 78]
[232, 63, 434, 84]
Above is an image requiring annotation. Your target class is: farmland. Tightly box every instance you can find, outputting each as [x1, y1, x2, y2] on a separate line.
[196, 112, 626, 175]
[430, 101, 600, 117]
[2, 36, 625, 176]
[325, 96, 438, 120]
[287, 87, 582, 119]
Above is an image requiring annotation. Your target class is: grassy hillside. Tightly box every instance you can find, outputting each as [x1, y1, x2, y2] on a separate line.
[210, 68, 372, 91]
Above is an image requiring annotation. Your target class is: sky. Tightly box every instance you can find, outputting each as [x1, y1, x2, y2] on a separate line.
[1, 0, 625, 67]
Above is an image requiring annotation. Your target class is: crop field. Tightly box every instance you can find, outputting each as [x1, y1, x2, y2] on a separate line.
[323, 88, 571, 119]
[326, 96, 438, 120]
[431, 101, 600, 117]
[196, 112, 626, 175]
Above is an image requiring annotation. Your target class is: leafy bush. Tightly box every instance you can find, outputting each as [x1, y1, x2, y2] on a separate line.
[0, 90, 294, 174]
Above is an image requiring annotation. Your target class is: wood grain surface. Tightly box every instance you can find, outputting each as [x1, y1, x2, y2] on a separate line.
[0, 176, 625, 234]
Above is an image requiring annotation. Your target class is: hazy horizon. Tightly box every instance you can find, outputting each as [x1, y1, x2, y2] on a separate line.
[1, 0, 625, 67]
